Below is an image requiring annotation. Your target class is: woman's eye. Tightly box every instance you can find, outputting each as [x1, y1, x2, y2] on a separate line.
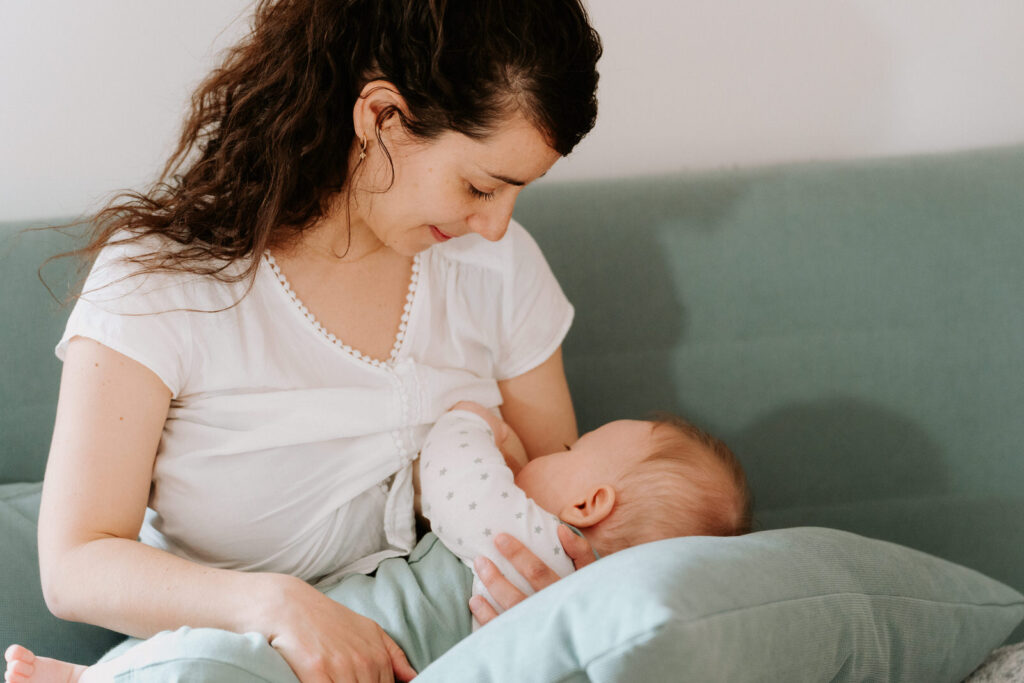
[469, 185, 496, 201]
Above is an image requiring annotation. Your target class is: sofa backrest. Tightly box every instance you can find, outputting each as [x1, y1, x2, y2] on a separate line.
[517, 146, 1024, 507]
[3, 147, 1023, 640]
[514, 145, 1024, 641]
[4, 147, 1023, 495]
[0, 222, 86, 483]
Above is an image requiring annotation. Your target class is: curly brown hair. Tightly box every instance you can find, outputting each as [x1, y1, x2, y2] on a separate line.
[52, 0, 601, 289]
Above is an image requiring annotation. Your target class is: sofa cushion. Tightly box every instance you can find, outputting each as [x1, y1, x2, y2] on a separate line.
[0, 482, 126, 664]
[5, 480, 1022, 679]
[759, 495, 1024, 644]
[416, 527, 1024, 682]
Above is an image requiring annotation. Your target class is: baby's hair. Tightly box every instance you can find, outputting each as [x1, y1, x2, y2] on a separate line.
[590, 413, 752, 556]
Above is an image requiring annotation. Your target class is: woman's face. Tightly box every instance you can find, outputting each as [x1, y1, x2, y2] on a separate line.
[350, 112, 562, 256]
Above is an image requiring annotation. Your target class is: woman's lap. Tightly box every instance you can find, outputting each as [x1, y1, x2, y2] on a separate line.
[95, 534, 473, 681]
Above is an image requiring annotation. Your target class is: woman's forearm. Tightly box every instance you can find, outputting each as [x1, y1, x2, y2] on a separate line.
[497, 346, 578, 459]
[43, 536, 291, 640]
[42, 534, 418, 683]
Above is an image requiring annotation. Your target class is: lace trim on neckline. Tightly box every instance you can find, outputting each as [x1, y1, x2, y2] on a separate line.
[263, 250, 421, 368]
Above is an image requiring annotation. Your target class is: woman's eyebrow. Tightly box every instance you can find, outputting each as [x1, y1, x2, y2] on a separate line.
[485, 171, 527, 187]
[483, 168, 551, 187]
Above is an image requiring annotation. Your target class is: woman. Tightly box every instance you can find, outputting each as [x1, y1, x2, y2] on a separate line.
[17, 1, 602, 681]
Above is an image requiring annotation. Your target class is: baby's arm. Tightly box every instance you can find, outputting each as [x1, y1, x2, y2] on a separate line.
[449, 400, 529, 475]
[419, 410, 574, 613]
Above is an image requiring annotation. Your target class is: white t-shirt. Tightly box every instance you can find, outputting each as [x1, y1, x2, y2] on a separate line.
[56, 220, 573, 588]
[419, 410, 575, 627]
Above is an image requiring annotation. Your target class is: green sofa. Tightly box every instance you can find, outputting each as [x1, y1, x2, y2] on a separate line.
[2, 145, 1023, 677]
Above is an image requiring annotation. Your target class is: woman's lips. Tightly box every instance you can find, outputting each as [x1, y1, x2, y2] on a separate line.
[430, 225, 453, 241]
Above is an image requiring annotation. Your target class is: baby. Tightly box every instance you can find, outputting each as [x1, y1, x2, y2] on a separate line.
[419, 401, 752, 625]
[4, 404, 751, 682]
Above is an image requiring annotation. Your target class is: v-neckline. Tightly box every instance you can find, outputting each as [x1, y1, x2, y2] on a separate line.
[263, 250, 423, 369]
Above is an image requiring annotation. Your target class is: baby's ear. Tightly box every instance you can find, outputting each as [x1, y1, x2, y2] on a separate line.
[559, 485, 616, 528]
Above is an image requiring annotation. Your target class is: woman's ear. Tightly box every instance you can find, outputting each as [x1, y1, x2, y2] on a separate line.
[352, 80, 408, 147]
[559, 485, 616, 529]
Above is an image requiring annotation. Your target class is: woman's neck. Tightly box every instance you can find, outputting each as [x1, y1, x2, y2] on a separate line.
[277, 202, 388, 264]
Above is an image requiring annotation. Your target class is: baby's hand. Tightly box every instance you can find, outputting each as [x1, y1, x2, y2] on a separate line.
[450, 401, 529, 475]
[450, 400, 497, 426]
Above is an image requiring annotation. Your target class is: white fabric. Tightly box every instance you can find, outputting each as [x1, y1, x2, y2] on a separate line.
[965, 642, 1024, 682]
[56, 220, 573, 588]
[419, 410, 575, 625]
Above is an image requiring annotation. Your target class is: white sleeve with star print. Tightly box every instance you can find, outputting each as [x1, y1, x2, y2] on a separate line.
[419, 409, 575, 624]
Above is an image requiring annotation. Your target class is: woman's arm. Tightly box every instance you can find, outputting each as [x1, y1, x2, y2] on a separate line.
[39, 337, 265, 635]
[449, 401, 528, 474]
[497, 346, 577, 460]
[39, 337, 414, 682]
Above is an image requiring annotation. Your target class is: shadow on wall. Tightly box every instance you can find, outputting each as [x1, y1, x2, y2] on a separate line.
[519, 168, 953, 512]
[733, 396, 950, 512]
[517, 174, 753, 432]
[573, 0, 896, 177]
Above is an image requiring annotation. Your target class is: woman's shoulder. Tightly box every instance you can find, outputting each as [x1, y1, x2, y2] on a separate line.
[82, 230, 255, 312]
[96, 230, 249, 273]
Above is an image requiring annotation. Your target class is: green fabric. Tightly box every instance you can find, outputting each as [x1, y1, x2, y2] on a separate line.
[0, 223, 84, 483]
[100, 630, 296, 683]
[758, 496, 1024, 644]
[517, 147, 1024, 503]
[513, 145, 1024, 643]
[417, 528, 1024, 682]
[51, 526, 1024, 682]
[4, 496, 1023, 681]
[4, 145, 1024, 673]
[321, 533, 473, 671]
[0, 482, 125, 664]
[90, 533, 470, 681]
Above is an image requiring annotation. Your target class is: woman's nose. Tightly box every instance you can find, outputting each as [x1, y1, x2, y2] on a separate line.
[467, 197, 517, 242]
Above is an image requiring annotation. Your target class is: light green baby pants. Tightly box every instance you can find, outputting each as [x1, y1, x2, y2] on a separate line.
[97, 534, 473, 682]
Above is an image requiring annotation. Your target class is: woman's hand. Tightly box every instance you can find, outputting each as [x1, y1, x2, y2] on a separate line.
[255, 573, 416, 683]
[469, 528, 597, 626]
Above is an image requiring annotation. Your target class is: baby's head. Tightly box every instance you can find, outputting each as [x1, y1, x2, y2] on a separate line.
[514, 414, 752, 558]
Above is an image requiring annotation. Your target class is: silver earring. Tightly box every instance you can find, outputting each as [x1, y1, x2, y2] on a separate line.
[358, 136, 367, 161]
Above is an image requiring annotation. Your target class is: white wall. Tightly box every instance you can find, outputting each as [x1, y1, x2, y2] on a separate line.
[3, 1, 1024, 220]
[566, 1, 1024, 181]
[1, 1, 252, 221]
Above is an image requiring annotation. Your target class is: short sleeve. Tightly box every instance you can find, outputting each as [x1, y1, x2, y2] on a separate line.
[495, 222, 574, 380]
[55, 235, 196, 397]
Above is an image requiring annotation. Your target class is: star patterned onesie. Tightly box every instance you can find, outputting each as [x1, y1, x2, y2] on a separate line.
[419, 409, 575, 626]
